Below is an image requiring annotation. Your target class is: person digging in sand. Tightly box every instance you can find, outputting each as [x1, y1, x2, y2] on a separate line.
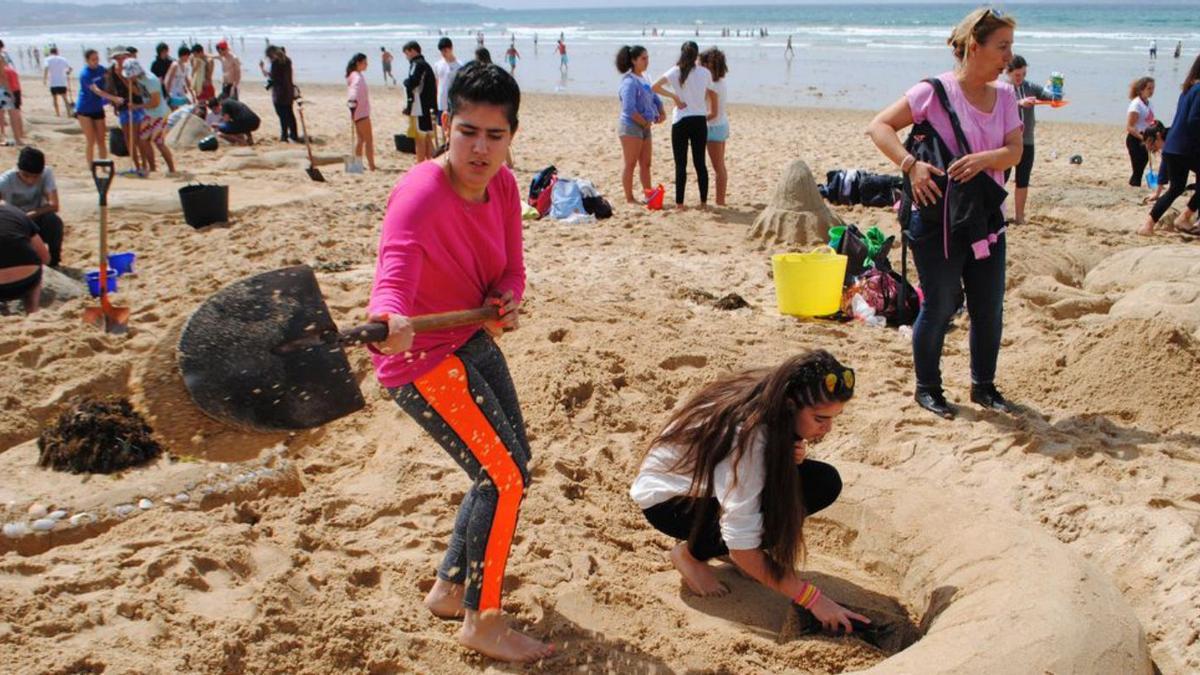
[630, 350, 870, 635]
[367, 62, 552, 664]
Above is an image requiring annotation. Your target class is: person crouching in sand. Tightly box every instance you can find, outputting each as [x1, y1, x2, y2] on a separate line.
[366, 62, 553, 664]
[630, 350, 870, 634]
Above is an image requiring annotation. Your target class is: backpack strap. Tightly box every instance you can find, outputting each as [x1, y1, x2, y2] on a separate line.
[926, 77, 973, 156]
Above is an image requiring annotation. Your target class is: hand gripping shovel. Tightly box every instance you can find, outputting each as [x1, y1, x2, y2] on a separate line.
[178, 265, 500, 431]
[82, 160, 130, 334]
[295, 94, 325, 182]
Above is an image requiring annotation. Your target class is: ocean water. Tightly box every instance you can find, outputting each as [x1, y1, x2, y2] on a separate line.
[5, 3, 1198, 124]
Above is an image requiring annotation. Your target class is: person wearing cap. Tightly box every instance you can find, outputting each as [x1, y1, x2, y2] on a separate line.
[0, 147, 64, 269]
[211, 96, 260, 145]
[216, 40, 241, 101]
[123, 59, 175, 174]
[106, 46, 148, 175]
[190, 44, 215, 102]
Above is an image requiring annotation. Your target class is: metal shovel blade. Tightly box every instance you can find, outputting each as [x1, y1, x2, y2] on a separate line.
[177, 265, 365, 432]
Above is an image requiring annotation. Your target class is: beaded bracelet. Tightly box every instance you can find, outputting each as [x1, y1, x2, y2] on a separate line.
[793, 581, 822, 609]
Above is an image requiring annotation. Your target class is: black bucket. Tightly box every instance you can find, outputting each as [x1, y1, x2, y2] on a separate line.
[109, 127, 128, 157]
[394, 134, 415, 154]
[179, 184, 229, 229]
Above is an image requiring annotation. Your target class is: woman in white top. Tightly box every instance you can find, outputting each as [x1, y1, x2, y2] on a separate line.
[700, 47, 729, 206]
[653, 41, 717, 210]
[1125, 76, 1156, 187]
[630, 350, 870, 634]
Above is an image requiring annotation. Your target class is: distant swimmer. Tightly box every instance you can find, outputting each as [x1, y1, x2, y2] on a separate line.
[1175, 41, 1182, 59]
[556, 38, 568, 74]
[1150, 39, 1157, 60]
[785, 35, 794, 61]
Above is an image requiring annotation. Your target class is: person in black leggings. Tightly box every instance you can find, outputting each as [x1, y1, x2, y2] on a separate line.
[1125, 76, 1156, 187]
[1140, 56, 1200, 236]
[653, 41, 717, 210]
[631, 350, 870, 635]
[261, 46, 299, 142]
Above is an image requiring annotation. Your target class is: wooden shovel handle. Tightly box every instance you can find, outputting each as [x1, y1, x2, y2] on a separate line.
[339, 306, 503, 346]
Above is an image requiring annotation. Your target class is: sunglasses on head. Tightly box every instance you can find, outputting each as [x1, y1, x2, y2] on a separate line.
[973, 7, 1006, 30]
[822, 368, 855, 396]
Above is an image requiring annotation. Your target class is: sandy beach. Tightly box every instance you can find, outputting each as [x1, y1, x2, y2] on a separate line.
[1, 80, 1198, 673]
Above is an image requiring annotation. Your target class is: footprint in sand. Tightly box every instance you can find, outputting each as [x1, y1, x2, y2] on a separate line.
[659, 354, 708, 371]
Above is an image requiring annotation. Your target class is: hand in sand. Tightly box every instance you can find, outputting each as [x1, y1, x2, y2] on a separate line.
[367, 312, 414, 354]
[947, 153, 989, 183]
[671, 541, 729, 596]
[809, 594, 870, 634]
[484, 289, 519, 338]
[910, 162, 945, 207]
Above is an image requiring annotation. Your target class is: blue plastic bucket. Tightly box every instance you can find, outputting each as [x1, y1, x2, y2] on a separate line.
[86, 269, 118, 297]
[108, 252, 136, 276]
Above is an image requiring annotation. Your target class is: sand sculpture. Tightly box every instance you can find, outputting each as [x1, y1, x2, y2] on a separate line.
[749, 159, 843, 248]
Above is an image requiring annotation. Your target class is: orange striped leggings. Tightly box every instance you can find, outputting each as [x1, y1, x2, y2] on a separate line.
[390, 331, 531, 612]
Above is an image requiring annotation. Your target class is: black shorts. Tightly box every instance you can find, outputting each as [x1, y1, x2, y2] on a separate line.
[51, 86, 67, 96]
[1005, 144, 1036, 189]
[0, 267, 42, 302]
[12, 91, 21, 109]
[79, 110, 105, 120]
[417, 114, 433, 133]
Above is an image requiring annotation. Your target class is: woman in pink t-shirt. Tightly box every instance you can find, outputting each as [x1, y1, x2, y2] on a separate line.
[866, 7, 1023, 420]
[345, 53, 375, 170]
[366, 63, 552, 664]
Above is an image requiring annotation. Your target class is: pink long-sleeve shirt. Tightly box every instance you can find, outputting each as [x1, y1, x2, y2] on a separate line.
[368, 161, 526, 387]
[347, 70, 370, 120]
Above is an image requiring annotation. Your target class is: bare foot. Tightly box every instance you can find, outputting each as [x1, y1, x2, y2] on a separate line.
[459, 610, 554, 663]
[1136, 223, 1155, 236]
[670, 542, 728, 596]
[675, 203, 688, 212]
[698, 203, 709, 211]
[423, 577, 465, 619]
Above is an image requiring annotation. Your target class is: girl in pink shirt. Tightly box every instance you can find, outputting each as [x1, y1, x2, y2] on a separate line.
[866, 8, 1023, 421]
[367, 62, 552, 664]
[346, 53, 375, 170]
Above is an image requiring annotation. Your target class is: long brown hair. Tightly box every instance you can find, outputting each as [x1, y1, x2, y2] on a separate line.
[1183, 54, 1200, 93]
[676, 41, 699, 86]
[1129, 76, 1154, 100]
[648, 350, 854, 580]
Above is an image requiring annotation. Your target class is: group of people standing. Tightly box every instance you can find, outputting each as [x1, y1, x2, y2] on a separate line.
[614, 41, 730, 209]
[1127, 60, 1200, 236]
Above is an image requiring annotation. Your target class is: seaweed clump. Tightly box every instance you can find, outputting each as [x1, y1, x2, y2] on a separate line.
[38, 396, 162, 473]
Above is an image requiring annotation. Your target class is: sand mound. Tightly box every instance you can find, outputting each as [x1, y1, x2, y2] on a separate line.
[1109, 280, 1200, 331]
[216, 149, 343, 171]
[166, 114, 209, 149]
[1015, 318, 1200, 431]
[749, 159, 842, 248]
[1084, 245, 1200, 294]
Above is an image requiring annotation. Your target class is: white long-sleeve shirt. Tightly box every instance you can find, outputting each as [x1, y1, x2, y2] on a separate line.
[630, 428, 766, 550]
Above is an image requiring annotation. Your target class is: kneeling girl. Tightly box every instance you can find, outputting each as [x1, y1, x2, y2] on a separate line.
[631, 350, 869, 633]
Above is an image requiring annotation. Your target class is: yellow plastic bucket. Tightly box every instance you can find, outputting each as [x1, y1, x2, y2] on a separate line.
[772, 248, 848, 317]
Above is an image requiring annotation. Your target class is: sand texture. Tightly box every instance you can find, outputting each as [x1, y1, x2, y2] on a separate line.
[1, 83, 1197, 673]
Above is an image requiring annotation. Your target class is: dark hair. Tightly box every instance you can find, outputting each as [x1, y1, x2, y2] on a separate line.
[265, 45, 279, 59]
[699, 47, 727, 81]
[447, 61, 520, 132]
[84, 49, 98, 61]
[380, 46, 386, 51]
[648, 350, 854, 580]
[128, 47, 137, 55]
[49, 47, 59, 55]
[676, 41, 699, 86]
[615, 45, 647, 74]
[191, 44, 204, 54]
[177, 45, 190, 58]
[474, 47, 492, 64]
[1007, 54, 1027, 72]
[1184, 53, 1200, 92]
[1129, 76, 1154, 100]
[346, 52, 366, 78]
[156, 42, 169, 55]
[17, 147, 46, 175]
[1142, 121, 1167, 146]
[438, 37, 453, 51]
[403, 41, 421, 54]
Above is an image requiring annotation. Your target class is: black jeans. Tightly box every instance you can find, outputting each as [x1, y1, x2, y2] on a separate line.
[908, 212, 1006, 392]
[1126, 133, 1149, 187]
[1149, 152, 1200, 222]
[33, 212, 64, 267]
[671, 116, 708, 205]
[273, 99, 298, 141]
[642, 460, 842, 561]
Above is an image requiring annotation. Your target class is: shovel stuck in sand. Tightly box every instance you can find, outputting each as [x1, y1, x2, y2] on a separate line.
[178, 265, 500, 431]
[345, 113, 365, 175]
[295, 96, 324, 182]
[82, 160, 130, 334]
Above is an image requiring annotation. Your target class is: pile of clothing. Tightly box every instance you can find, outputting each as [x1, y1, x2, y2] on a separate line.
[527, 165, 613, 224]
[819, 169, 904, 208]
